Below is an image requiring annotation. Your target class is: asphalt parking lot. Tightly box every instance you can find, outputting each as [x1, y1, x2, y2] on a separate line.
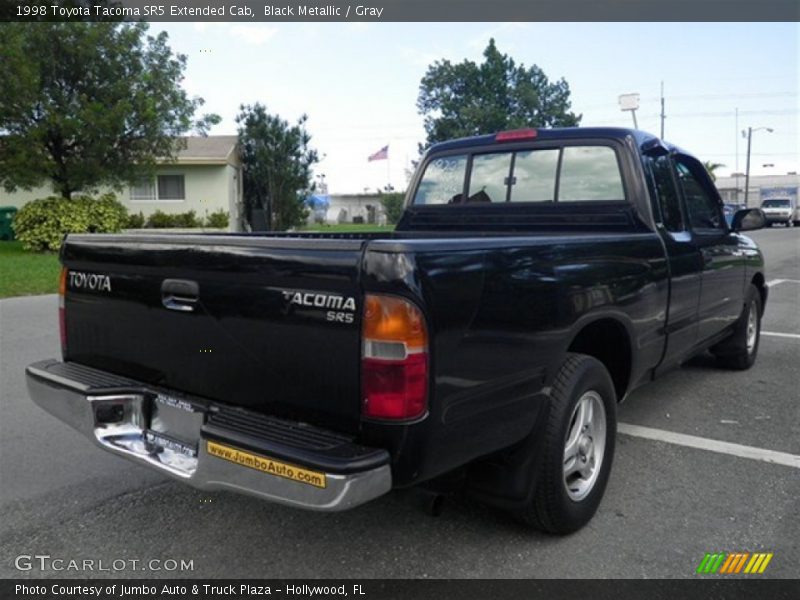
[0, 227, 798, 579]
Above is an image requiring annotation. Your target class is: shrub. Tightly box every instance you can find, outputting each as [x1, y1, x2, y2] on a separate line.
[13, 194, 128, 252]
[172, 210, 200, 228]
[146, 210, 202, 228]
[127, 212, 146, 229]
[204, 210, 229, 229]
[145, 210, 172, 228]
[86, 193, 129, 233]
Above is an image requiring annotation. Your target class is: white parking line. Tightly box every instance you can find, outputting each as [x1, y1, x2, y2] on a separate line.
[762, 331, 800, 339]
[617, 423, 800, 469]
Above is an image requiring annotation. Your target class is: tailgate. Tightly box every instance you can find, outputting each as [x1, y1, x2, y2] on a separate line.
[61, 233, 368, 433]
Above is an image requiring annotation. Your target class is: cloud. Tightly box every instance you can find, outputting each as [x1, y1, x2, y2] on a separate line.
[193, 23, 226, 33]
[229, 25, 279, 46]
[400, 46, 453, 68]
[345, 22, 373, 33]
[467, 22, 531, 50]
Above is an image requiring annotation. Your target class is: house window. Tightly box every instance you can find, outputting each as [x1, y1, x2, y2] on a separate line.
[130, 179, 156, 200]
[157, 175, 185, 200]
[130, 175, 185, 202]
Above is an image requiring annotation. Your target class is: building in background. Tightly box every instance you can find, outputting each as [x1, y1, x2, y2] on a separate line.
[0, 136, 242, 230]
[324, 194, 388, 225]
[715, 172, 799, 207]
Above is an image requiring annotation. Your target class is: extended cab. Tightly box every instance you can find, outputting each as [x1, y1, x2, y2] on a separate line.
[26, 128, 768, 533]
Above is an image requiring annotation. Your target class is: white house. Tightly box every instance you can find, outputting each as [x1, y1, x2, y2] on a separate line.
[0, 136, 243, 231]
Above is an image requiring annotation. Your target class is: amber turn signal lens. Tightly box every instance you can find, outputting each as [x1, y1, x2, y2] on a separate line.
[58, 267, 67, 296]
[58, 267, 67, 357]
[363, 294, 427, 350]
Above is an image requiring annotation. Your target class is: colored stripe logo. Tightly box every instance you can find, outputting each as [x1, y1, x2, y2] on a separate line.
[696, 552, 773, 574]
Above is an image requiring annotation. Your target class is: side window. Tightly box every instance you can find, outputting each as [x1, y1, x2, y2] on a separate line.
[467, 152, 512, 203]
[647, 155, 684, 232]
[674, 158, 723, 231]
[559, 146, 625, 201]
[413, 155, 468, 205]
[511, 149, 559, 202]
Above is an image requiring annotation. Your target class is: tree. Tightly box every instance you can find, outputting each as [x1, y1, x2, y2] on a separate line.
[417, 39, 581, 148]
[0, 22, 219, 199]
[236, 103, 319, 231]
[380, 192, 406, 225]
[704, 161, 725, 182]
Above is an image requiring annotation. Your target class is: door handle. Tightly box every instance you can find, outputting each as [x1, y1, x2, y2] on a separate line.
[161, 279, 199, 312]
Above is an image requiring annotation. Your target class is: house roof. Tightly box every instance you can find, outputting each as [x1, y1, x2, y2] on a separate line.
[170, 135, 239, 165]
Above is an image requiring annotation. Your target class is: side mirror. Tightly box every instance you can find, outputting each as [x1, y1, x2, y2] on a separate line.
[731, 208, 765, 232]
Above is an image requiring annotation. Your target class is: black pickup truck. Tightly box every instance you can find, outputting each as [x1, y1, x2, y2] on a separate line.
[27, 127, 768, 534]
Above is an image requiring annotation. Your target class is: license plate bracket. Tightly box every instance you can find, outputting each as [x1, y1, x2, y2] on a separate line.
[146, 392, 205, 457]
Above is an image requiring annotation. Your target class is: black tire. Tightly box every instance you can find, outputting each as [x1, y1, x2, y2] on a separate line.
[711, 284, 762, 370]
[766, 222, 773, 228]
[517, 353, 616, 534]
[793, 221, 800, 227]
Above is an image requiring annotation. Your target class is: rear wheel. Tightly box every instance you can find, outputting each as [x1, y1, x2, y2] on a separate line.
[711, 284, 762, 370]
[517, 353, 616, 534]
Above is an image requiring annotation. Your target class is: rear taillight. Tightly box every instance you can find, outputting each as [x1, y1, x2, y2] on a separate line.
[58, 267, 67, 357]
[361, 294, 429, 420]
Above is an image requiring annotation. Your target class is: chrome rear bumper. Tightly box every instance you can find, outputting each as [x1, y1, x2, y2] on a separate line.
[26, 360, 392, 512]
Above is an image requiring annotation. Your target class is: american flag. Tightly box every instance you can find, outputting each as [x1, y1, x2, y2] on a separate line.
[368, 145, 389, 162]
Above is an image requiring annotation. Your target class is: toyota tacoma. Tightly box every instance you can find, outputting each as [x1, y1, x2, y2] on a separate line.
[26, 127, 768, 533]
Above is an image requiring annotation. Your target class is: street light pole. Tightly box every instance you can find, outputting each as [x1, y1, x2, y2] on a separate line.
[743, 126, 774, 207]
[744, 127, 752, 206]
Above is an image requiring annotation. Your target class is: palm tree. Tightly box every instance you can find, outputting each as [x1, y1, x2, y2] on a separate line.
[703, 161, 725, 182]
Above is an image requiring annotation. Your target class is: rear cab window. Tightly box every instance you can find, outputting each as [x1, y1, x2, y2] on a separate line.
[412, 143, 626, 206]
[413, 156, 468, 205]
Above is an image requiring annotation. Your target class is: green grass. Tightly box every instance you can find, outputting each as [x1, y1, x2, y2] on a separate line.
[299, 223, 395, 233]
[0, 241, 61, 299]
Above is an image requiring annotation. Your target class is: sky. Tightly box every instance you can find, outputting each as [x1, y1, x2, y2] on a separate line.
[156, 22, 799, 194]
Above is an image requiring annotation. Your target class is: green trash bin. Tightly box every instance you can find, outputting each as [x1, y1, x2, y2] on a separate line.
[0, 206, 18, 241]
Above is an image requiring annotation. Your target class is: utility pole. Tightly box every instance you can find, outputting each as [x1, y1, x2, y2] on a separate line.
[660, 81, 665, 139]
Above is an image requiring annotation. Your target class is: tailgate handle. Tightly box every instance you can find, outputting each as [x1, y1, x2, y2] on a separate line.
[161, 279, 199, 312]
